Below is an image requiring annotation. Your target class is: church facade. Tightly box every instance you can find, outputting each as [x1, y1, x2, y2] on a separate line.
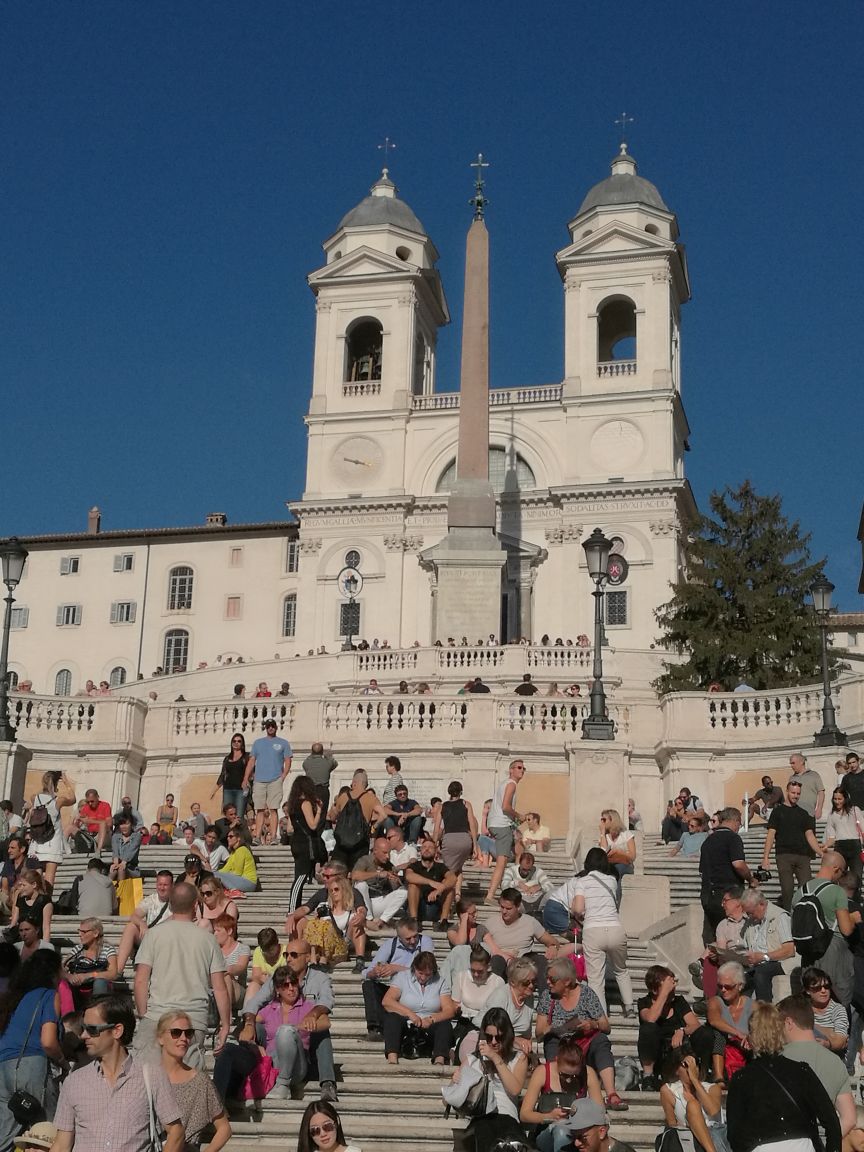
[7, 146, 696, 694]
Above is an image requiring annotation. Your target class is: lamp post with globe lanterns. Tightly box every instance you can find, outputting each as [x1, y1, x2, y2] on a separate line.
[581, 528, 615, 741]
[0, 538, 29, 743]
[810, 573, 847, 747]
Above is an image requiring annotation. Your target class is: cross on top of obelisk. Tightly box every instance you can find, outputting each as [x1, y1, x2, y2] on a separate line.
[469, 152, 489, 220]
[614, 112, 634, 153]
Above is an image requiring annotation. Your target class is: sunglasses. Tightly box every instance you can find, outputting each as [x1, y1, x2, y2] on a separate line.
[200, 890, 216, 897]
[717, 983, 739, 991]
[82, 1022, 115, 1036]
[806, 982, 830, 992]
[168, 1027, 195, 1040]
[309, 1123, 336, 1138]
[482, 1032, 500, 1043]
[286, 949, 306, 959]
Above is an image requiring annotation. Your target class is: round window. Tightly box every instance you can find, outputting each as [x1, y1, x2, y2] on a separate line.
[345, 550, 361, 569]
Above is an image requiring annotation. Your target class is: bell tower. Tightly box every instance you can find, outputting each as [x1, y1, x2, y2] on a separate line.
[303, 171, 449, 501]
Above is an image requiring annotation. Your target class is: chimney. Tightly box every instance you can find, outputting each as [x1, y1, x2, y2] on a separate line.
[205, 512, 228, 527]
[87, 506, 101, 535]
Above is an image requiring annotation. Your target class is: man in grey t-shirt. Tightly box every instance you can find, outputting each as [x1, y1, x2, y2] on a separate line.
[302, 742, 338, 809]
[789, 752, 824, 819]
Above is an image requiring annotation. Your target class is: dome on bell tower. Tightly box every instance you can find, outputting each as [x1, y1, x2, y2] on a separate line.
[338, 170, 427, 235]
[577, 145, 669, 216]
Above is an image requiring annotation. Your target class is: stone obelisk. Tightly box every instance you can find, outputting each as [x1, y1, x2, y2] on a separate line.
[428, 155, 505, 642]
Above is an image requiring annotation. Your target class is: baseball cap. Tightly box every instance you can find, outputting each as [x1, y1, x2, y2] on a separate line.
[563, 1099, 607, 1133]
[14, 1123, 57, 1151]
[265, 719, 277, 728]
[184, 854, 201, 867]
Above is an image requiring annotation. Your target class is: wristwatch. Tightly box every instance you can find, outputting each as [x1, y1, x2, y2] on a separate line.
[762, 953, 769, 962]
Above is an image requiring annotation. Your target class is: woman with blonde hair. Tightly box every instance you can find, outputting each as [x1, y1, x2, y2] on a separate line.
[598, 808, 636, 877]
[303, 872, 367, 967]
[28, 771, 76, 890]
[158, 1010, 231, 1150]
[726, 1002, 839, 1152]
[196, 874, 239, 931]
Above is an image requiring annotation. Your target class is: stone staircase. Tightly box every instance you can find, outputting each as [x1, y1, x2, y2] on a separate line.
[45, 839, 673, 1152]
[42, 823, 824, 1149]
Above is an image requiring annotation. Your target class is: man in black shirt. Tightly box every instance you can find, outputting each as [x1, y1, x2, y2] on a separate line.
[841, 751, 864, 810]
[699, 807, 754, 944]
[404, 837, 456, 930]
[761, 780, 822, 910]
[514, 674, 540, 696]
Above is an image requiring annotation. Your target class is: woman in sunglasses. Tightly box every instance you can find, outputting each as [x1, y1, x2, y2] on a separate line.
[520, 1032, 603, 1151]
[157, 1010, 231, 1151]
[801, 967, 849, 1055]
[450, 1007, 528, 1152]
[705, 961, 754, 1083]
[296, 1099, 360, 1152]
[196, 876, 238, 932]
[257, 966, 330, 1100]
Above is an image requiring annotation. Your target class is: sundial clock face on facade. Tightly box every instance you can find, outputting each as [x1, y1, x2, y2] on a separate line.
[332, 436, 384, 485]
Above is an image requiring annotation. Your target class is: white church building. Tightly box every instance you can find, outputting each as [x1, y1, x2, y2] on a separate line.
[3, 148, 859, 861]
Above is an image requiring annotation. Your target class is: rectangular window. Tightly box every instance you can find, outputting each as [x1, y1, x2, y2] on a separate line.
[285, 540, 300, 574]
[605, 590, 628, 627]
[56, 604, 82, 627]
[339, 600, 361, 638]
[113, 553, 134, 572]
[226, 596, 242, 620]
[110, 601, 137, 624]
[229, 547, 243, 567]
[282, 594, 297, 637]
[9, 607, 29, 629]
[60, 556, 80, 575]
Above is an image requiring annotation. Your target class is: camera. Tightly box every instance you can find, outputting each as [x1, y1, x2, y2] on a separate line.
[754, 867, 772, 883]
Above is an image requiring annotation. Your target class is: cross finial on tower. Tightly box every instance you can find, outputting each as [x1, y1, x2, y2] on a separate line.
[469, 152, 489, 220]
[377, 136, 396, 172]
[614, 112, 635, 152]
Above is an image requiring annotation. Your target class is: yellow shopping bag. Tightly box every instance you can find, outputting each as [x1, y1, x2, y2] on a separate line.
[115, 876, 144, 917]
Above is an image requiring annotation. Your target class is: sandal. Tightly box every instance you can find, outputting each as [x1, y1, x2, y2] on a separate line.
[605, 1093, 629, 1111]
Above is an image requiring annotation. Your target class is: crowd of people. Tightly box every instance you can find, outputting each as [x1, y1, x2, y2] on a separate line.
[0, 744, 861, 1152]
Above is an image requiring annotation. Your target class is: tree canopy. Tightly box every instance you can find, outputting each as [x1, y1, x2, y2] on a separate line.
[654, 480, 827, 694]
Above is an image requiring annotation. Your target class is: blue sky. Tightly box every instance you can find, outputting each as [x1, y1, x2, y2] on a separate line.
[2, 2, 862, 606]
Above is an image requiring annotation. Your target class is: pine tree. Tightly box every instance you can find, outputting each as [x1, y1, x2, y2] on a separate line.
[654, 481, 827, 693]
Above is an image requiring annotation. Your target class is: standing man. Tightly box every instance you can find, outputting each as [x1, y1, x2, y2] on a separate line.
[243, 718, 292, 845]
[789, 752, 825, 820]
[132, 882, 230, 1066]
[302, 742, 338, 811]
[483, 759, 526, 904]
[698, 807, 755, 943]
[840, 751, 864, 809]
[791, 850, 854, 1006]
[50, 994, 184, 1152]
[761, 779, 823, 910]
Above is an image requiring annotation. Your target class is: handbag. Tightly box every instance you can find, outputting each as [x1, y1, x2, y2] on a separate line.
[7, 993, 48, 1127]
[855, 817, 864, 864]
[142, 1064, 164, 1152]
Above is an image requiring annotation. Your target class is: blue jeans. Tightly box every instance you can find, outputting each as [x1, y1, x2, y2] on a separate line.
[0, 1054, 55, 1152]
[271, 1025, 307, 1086]
[218, 872, 256, 892]
[543, 899, 571, 935]
[379, 815, 424, 843]
[536, 1122, 570, 1152]
[222, 788, 246, 820]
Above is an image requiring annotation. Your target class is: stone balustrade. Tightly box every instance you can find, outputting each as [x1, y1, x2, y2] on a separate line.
[411, 383, 563, 411]
[342, 381, 381, 397]
[597, 360, 637, 377]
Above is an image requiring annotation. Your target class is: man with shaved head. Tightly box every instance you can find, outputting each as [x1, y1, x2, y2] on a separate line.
[132, 881, 230, 1066]
[791, 849, 855, 1006]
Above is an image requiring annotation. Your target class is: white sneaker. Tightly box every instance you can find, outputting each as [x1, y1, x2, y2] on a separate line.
[269, 1083, 290, 1100]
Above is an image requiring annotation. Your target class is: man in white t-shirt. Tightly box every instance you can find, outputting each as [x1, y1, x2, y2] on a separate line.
[174, 825, 207, 859]
[203, 826, 229, 872]
[386, 824, 419, 875]
[483, 760, 526, 904]
[115, 869, 175, 973]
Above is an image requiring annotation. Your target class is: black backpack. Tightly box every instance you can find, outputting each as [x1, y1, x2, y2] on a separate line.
[27, 796, 55, 844]
[791, 879, 834, 958]
[334, 794, 369, 852]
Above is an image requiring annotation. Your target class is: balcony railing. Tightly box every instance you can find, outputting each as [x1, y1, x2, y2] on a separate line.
[343, 381, 381, 397]
[411, 384, 563, 412]
[597, 360, 637, 378]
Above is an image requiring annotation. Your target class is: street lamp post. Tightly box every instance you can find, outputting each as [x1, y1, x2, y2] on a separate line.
[810, 573, 847, 747]
[581, 528, 615, 741]
[0, 538, 29, 744]
[338, 566, 363, 652]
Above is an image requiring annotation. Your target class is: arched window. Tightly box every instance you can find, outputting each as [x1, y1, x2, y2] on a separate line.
[54, 669, 72, 696]
[282, 594, 297, 638]
[597, 296, 637, 362]
[7, 671, 18, 689]
[168, 566, 194, 611]
[163, 629, 189, 673]
[345, 319, 383, 382]
[109, 666, 127, 689]
[412, 334, 429, 395]
[437, 447, 536, 494]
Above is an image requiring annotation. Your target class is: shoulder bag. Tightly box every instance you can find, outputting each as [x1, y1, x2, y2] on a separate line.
[142, 1063, 164, 1152]
[8, 992, 49, 1126]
